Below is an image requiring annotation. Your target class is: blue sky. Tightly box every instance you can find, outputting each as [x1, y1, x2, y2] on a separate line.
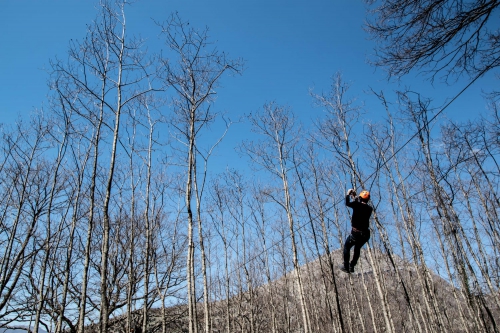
[1, 1, 374, 118]
[1, 0, 495, 167]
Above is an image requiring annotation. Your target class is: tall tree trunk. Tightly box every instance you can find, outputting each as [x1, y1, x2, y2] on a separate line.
[186, 107, 198, 333]
[99, 5, 127, 330]
[193, 157, 211, 333]
[77, 119, 102, 333]
[56, 136, 91, 333]
[34, 117, 67, 333]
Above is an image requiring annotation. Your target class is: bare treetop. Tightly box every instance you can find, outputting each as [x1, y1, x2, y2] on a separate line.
[365, 0, 500, 83]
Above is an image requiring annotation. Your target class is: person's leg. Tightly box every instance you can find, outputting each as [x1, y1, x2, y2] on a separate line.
[351, 242, 363, 268]
[343, 234, 355, 269]
[350, 232, 370, 270]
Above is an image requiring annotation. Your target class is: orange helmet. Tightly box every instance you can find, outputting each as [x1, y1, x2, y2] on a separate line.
[359, 190, 370, 201]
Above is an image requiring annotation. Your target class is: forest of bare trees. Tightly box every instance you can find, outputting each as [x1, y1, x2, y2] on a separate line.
[1, 0, 499, 332]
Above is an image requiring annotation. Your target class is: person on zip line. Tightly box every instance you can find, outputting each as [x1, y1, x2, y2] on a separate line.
[340, 188, 372, 273]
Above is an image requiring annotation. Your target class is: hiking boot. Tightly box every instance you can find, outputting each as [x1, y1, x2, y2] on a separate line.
[349, 265, 355, 273]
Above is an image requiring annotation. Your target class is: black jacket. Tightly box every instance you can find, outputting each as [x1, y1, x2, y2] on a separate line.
[345, 195, 373, 232]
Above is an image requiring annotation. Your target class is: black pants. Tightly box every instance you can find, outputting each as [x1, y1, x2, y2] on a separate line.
[343, 229, 370, 268]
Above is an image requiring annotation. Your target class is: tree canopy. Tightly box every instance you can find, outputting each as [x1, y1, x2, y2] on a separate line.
[366, 0, 500, 83]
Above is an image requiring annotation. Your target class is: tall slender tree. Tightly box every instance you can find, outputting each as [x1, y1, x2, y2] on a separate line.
[157, 12, 243, 333]
[242, 102, 311, 333]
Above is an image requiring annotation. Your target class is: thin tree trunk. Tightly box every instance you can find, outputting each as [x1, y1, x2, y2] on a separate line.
[99, 7, 127, 330]
[250, 190, 278, 333]
[294, 150, 339, 332]
[186, 105, 198, 333]
[56, 139, 91, 333]
[34, 121, 67, 333]
[77, 122, 102, 333]
[193, 158, 211, 333]
[280, 166, 311, 333]
[142, 110, 156, 333]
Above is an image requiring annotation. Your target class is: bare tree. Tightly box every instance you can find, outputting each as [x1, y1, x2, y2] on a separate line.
[207, 177, 233, 333]
[0, 114, 52, 328]
[363, 98, 443, 332]
[365, 0, 500, 83]
[293, 144, 345, 333]
[157, 12, 243, 333]
[242, 102, 312, 333]
[50, 1, 157, 331]
[151, 171, 188, 333]
[224, 169, 257, 333]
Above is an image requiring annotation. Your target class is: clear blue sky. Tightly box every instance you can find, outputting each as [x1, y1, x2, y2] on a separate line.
[0, 0, 495, 161]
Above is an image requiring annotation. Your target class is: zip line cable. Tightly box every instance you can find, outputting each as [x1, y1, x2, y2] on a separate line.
[204, 61, 498, 288]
